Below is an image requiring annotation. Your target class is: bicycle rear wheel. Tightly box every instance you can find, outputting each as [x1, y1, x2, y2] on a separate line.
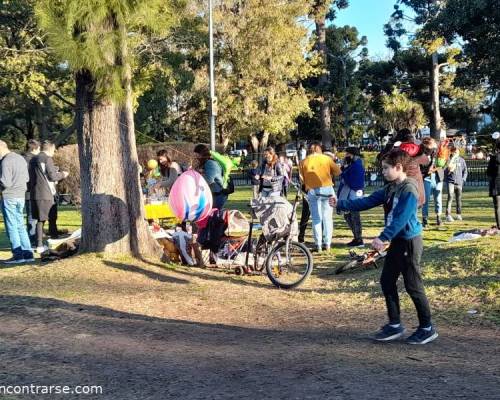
[265, 241, 313, 289]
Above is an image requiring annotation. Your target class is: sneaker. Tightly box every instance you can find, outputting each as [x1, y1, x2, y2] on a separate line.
[406, 326, 438, 345]
[23, 257, 36, 263]
[1, 257, 25, 265]
[347, 239, 365, 247]
[456, 214, 462, 221]
[446, 215, 454, 222]
[373, 324, 406, 342]
[36, 246, 48, 254]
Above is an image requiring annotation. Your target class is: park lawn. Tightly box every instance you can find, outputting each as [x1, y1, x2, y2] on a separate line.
[0, 186, 498, 329]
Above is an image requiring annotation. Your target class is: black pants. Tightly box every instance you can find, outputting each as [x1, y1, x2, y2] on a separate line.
[493, 195, 500, 229]
[380, 236, 432, 328]
[446, 183, 463, 215]
[298, 196, 310, 242]
[344, 211, 362, 241]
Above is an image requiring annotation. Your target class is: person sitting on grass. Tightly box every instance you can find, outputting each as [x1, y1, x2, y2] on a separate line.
[330, 149, 438, 345]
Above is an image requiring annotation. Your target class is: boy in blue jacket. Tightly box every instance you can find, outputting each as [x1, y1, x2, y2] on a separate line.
[331, 149, 437, 344]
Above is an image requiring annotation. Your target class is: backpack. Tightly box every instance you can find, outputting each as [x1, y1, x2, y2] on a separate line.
[222, 175, 235, 195]
[436, 139, 450, 168]
[197, 209, 226, 252]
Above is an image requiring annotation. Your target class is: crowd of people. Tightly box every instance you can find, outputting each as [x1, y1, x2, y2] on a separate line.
[0, 139, 69, 264]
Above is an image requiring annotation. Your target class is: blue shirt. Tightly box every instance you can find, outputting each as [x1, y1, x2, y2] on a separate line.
[337, 179, 422, 241]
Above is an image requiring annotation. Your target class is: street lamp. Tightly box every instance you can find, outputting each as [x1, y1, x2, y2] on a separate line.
[209, 0, 217, 151]
[327, 52, 349, 144]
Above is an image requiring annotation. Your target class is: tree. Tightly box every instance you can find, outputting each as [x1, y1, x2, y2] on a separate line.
[379, 89, 427, 134]
[385, 0, 448, 138]
[212, 0, 316, 153]
[325, 24, 368, 144]
[430, 0, 500, 91]
[0, 0, 74, 147]
[36, 0, 182, 256]
[309, 0, 348, 147]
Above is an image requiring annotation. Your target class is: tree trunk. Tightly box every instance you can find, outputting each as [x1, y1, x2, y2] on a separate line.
[430, 52, 442, 140]
[315, 15, 332, 148]
[75, 70, 160, 257]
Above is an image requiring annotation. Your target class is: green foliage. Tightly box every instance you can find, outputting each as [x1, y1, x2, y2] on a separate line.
[0, 0, 74, 146]
[379, 89, 427, 133]
[35, 0, 183, 102]
[430, 0, 500, 91]
[214, 0, 318, 145]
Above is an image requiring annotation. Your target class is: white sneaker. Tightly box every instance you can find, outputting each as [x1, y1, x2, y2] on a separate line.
[456, 215, 462, 221]
[36, 246, 48, 254]
[446, 215, 454, 222]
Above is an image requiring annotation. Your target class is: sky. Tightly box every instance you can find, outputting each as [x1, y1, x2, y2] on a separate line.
[334, 0, 398, 60]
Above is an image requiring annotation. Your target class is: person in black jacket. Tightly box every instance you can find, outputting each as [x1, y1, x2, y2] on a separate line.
[487, 136, 500, 229]
[30, 141, 68, 252]
[23, 139, 40, 241]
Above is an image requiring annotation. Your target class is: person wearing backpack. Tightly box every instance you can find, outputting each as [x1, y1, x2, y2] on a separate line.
[420, 138, 445, 228]
[259, 147, 285, 197]
[194, 144, 227, 210]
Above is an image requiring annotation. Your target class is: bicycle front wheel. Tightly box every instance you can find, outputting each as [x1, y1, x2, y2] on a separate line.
[265, 241, 313, 289]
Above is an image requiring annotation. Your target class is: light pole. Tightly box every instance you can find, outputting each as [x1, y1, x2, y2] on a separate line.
[327, 52, 349, 145]
[209, 0, 216, 151]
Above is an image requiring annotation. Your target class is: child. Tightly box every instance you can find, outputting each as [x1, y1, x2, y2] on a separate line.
[331, 149, 437, 344]
[248, 160, 260, 200]
[445, 146, 467, 222]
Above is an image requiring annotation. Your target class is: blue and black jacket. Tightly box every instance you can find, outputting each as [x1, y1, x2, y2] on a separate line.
[337, 178, 422, 241]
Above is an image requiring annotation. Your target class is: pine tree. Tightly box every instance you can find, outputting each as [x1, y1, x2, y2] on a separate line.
[36, 0, 182, 256]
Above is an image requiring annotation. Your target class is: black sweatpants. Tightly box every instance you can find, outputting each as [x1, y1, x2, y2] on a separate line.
[298, 196, 310, 242]
[380, 236, 432, 328]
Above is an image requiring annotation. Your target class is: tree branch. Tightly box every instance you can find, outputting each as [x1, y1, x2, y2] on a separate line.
[48, 91, 75, 108]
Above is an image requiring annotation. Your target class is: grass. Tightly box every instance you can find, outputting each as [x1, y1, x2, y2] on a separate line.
[0, 186, 498, 328]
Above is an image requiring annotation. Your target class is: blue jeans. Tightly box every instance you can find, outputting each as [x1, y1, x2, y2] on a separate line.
[1, 198, 33, 259]
[422, 177, 443, 219]
[307, 186, 334, 249]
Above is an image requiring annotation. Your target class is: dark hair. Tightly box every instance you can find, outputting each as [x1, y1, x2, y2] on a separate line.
[394, 128, 414, 143]
[194, 144, 211, 165]
[381, 149, 411, 171]
[156, 149, 172, 177]
[26, 139, 40, 152]
[344, 146, 361, 157]
[263, 146, 278, 166]
[41, 140, 55, 152]
[309, 141, 322, 153]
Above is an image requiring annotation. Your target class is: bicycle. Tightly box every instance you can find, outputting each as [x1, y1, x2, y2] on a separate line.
[261, 182, 313, 289]
[232, 182, 313, 289]
[334, 247, 387, 275]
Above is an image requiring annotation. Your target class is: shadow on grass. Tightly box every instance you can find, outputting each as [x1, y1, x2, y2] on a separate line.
[139, 257, 272, 290]
[103, 260, 189, 285]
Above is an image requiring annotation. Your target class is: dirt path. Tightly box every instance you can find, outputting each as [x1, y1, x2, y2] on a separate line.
[1, 293, 498, 400]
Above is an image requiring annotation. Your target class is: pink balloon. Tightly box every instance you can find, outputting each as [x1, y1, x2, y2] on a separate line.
[168, 170, 213, 222]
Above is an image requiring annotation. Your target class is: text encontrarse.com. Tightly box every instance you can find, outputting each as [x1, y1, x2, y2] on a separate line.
[0, 385, 103, 395]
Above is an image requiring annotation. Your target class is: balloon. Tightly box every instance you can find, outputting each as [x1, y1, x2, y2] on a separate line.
[147, 159, 158, 170]
[168, 170, 213, 222]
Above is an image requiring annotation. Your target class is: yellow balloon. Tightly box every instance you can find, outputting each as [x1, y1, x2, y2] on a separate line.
[147, 159, 158, 170]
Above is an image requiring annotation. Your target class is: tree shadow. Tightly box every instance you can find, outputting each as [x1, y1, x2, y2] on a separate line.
[139, 257, 275, 290]
[103, 260, 189, 285]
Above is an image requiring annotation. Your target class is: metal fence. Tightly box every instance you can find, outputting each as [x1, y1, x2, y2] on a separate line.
[231, 159, 490, 187]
